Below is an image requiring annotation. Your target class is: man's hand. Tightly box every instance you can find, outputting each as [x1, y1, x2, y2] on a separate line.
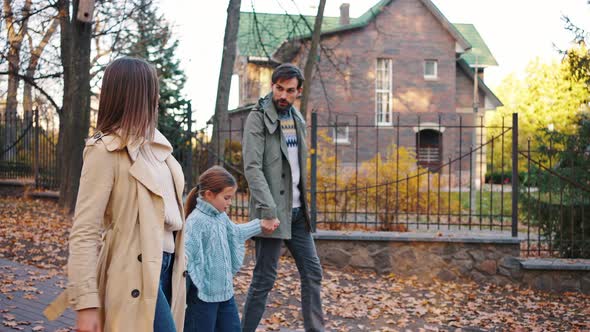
[75, 308, 102, 332]
[261, 218, 280, 234]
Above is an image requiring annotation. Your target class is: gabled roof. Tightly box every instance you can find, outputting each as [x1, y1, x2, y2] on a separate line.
[275, 0, 470, 50]
[288, 0, 392, 39]
[414, 0, 472, 51]
[238, 0, 497, 66]
[237, 12, 342, 60]
[456, 58, 503, 109]
[454, 24, 498, 67]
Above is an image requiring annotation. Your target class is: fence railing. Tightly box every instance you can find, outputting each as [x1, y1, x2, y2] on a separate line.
[309, 112, 519, 235]
[519, 140, 590, 258]
[0, 109, 59, 190]
[2, 109, 590, 258]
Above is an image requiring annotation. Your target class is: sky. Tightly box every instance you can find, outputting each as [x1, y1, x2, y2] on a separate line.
[159, 0, 590, 128]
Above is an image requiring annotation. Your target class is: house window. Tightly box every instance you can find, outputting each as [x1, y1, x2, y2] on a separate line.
[259, 67, 273, 97]
[424, 60, 438, 80]
[417, 129, 442, 171]
[375, 58, 393, 125]
[333, 124, 350, 144]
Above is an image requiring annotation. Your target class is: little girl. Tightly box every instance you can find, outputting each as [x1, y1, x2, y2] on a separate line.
[183, 166, 278, 332]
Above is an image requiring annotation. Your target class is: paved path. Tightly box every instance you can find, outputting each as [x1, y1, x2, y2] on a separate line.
[0, 258, 300, 332]
[0, 258, 75, 331]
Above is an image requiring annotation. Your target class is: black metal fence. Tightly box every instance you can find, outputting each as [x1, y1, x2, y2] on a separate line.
[0, 109, 59, 190]
[177, 119, 252, 223]
[2, 109, 590, 258]
[308, 112, 518, 235]
[520, 140, 590, 258]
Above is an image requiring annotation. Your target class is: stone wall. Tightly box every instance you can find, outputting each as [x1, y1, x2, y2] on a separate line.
[517, 259, 590, 294]
[0, 181, 59, 199]
[313, 230, 590, 294]
[0, 181, 26, 196]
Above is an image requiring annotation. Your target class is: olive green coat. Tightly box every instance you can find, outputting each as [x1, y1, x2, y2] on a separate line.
[242, 94, 311, 239]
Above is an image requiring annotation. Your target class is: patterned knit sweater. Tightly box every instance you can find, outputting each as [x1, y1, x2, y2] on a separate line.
[184, 198, 261, 302]
[278, 108, 301, 208]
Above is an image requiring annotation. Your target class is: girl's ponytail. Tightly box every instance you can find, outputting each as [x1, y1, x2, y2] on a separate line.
[184, 185, 199, 217]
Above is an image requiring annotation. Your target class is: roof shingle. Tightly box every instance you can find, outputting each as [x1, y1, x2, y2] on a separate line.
[237, 0, 497, 67]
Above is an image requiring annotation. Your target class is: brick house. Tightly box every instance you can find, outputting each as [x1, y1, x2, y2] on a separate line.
[229, 0, 502, 183]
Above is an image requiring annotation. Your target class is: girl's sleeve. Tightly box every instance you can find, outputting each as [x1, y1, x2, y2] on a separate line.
[235, 218, 262, 243]
[225, 216, 261, 275]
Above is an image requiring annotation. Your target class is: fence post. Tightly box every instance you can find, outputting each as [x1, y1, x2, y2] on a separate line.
[310, 112, 318, 232]
[511, 113, 519, 237]
[34, 107, 40, 188]
[185, 101, 193, 192]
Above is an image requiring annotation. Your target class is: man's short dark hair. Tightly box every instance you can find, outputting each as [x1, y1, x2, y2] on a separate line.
[272, 63, 305, 89]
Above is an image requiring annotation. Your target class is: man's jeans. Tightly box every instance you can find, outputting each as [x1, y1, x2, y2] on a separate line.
[154, 252, 177, 332]
[241, 208, 324, 332]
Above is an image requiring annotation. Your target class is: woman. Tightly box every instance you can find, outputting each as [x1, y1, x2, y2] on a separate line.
[44, 57, 187, 332]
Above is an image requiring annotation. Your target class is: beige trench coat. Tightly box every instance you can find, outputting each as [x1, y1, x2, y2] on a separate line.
[44, 131, 187, 332]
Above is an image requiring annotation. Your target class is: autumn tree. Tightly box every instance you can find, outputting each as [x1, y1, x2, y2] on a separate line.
[486, 58, 590, 170]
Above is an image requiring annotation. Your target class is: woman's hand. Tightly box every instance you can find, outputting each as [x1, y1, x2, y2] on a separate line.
[261, 218, 280, 234]
[75, 308, 102, 332]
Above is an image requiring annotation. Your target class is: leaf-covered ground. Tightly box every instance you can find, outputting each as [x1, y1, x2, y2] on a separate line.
[1, 196, 589, 331]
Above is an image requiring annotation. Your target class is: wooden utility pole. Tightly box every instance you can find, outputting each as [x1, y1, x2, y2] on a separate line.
[300, 0, 326, 120]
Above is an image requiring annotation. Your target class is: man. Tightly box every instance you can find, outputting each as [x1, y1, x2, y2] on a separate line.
[241, 63, 324, 332]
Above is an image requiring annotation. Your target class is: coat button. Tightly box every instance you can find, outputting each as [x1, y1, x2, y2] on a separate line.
[281, 173, 285, 178]
[137, 254, 142, 262]
[131, 289, 140, 298]
[183, 270, 188, 277]
[280, 190, 285, 195]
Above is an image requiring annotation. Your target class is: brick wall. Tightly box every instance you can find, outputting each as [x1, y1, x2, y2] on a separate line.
[298, 0, 458, 120]
[232, 0, 492, 183]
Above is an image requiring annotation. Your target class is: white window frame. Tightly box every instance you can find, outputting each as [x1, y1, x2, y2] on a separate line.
[375, 58, 393, 126]
[424, 59, 438, 80]
[333, 124, 350, 144]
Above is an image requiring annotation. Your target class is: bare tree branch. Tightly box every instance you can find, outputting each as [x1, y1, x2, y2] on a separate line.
[0, 70, 61, 113]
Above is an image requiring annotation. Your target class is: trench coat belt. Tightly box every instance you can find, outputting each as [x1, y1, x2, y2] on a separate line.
[43, 227, 114, 321]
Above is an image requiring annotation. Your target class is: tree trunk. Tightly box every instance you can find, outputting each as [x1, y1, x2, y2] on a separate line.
[209, 0, 241, 167]
[57, 0, 92, 213]
[23, 18, 59, 149]
[23, 18, 59, 116]
[300, 0, 326, 120]
[2, 0, 32, 159]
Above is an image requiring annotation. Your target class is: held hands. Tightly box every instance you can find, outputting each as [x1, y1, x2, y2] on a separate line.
[75, 308, 102, 332]
[261, 218, 280, 234]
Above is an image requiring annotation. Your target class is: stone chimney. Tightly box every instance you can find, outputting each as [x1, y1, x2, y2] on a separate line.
[339, 3, 350, 25]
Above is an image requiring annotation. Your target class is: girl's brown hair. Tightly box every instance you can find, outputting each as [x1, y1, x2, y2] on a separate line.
[96, 57, 159, 143]
[184, 166, 237, 217]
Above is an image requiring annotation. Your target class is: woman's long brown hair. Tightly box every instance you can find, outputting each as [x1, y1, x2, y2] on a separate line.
[96, 57, 159, 143]
[184, 166, 237, 217]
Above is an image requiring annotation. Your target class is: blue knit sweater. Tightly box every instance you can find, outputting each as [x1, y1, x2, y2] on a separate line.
[184, 198, 261, 302]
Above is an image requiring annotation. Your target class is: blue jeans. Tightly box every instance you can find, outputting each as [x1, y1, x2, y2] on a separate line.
[154, 252, 177, 332]
[242, 208, 324, 332]
[184, 276, 241, 332]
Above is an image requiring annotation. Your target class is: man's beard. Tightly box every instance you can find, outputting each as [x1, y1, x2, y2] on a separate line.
[272, 98, 292, 113]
